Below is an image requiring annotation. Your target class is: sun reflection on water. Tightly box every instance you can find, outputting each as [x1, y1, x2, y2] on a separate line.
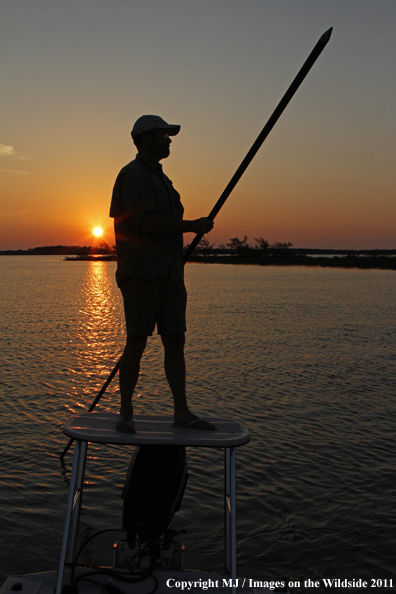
[79, 261, 114, 345]
[70, 261, 124, 412]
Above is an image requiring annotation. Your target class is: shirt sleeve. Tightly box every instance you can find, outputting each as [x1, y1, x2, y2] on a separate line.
[110, 167, 159, 229]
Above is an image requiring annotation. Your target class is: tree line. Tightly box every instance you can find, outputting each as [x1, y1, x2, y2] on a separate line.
[185, 236, 293, 256]
[0, 237, 292, 257]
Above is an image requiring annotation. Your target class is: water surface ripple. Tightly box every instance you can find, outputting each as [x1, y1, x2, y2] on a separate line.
[1, 257, 395, 590]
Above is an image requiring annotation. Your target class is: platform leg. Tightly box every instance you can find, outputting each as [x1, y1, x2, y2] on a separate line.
[224, 447, 237, 592]
[67, 440, 87, 563]
[56, 439, 87, 594]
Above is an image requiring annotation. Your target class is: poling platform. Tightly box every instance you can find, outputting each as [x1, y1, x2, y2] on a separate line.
[64, 412, 250, 447]
[1, 414, 287, 593]
[59, 413, 251, 594]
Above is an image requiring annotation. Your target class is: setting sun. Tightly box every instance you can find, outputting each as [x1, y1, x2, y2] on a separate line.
[93, 227, 103, 237]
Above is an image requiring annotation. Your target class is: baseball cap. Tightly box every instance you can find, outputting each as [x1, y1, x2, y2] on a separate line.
[131, 115, 181, 139]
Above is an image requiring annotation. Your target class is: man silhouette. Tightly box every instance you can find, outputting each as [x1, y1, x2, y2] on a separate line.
[110, 115, 216, 433]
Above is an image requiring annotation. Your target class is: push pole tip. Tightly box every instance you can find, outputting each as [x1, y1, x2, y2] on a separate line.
[320, 27, 333, 45]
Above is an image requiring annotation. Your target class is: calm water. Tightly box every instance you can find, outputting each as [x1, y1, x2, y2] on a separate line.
[1, 256, 396, 592]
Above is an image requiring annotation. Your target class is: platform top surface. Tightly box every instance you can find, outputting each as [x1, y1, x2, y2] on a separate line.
[63, 412, 250, 447]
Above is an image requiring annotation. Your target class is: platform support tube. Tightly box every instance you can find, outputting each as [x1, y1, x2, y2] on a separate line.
[56, 439, 87, 594]
[56, 441, 80, 594]
[67, 440, 87, 563]
[224, 447, 237, 592]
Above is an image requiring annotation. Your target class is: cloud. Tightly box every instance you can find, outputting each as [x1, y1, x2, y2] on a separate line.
[0, 143, 32, 160]
[0, 142, 32, 174]
[0, 169, 31, 176]
[0, 143, 16, 157]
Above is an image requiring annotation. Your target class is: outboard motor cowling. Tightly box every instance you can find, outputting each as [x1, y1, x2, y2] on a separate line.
[122, 445, 188, 544]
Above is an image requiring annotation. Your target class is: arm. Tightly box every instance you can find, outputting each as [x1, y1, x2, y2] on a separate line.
[141, 213, 214, 235]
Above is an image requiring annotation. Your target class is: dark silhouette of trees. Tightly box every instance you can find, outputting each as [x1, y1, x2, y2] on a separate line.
[96, 240, 115, 254]
[4, 240, 396, 270]
[184, 235, 293, 258]
[254, 237, 269, 252]
[184, 236, 215, 257]
[197, 237, 215, 257]
[224, 236, 254, 256]
[226, 236, 249, 250]
[269, 241, 293, 255]
[220, 236, 292, 257]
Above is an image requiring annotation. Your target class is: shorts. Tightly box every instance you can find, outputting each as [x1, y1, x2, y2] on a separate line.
[120, 275, 187, 336]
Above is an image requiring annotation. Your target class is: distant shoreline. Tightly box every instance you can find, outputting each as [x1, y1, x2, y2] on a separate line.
[34, 254, 396, 270]
[2, 247, 396, 256]
[189, 254, 396, 270]
[62, 253, 396, 270]
[1, 248, 396, 270]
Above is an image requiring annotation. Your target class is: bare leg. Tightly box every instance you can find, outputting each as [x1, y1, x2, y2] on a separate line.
[161, 334, 216, 429]
[117, 335, 147, 431]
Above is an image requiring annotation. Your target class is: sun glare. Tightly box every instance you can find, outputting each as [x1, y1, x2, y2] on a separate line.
[93, 227, 103, 237]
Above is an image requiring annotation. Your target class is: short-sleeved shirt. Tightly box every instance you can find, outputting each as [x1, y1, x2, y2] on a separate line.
[110, 155, 184, 286]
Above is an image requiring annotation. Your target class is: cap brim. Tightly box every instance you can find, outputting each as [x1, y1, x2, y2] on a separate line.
[131, 121, 181, 139]
[162, 124, 180, 136]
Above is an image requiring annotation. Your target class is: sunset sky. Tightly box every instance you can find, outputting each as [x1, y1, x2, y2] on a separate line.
[1, 1, 395, 250]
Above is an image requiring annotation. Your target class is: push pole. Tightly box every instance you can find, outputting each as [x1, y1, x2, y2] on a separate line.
[60, 361, 119, 460]
[60, 27, 332, 460]
[183, 27, 333, 262]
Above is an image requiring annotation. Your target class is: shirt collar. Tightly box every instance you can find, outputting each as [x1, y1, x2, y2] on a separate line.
[136, 153, 163, 174]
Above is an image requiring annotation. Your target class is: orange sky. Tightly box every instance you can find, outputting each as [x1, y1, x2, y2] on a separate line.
[1, 1, 396, 250]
